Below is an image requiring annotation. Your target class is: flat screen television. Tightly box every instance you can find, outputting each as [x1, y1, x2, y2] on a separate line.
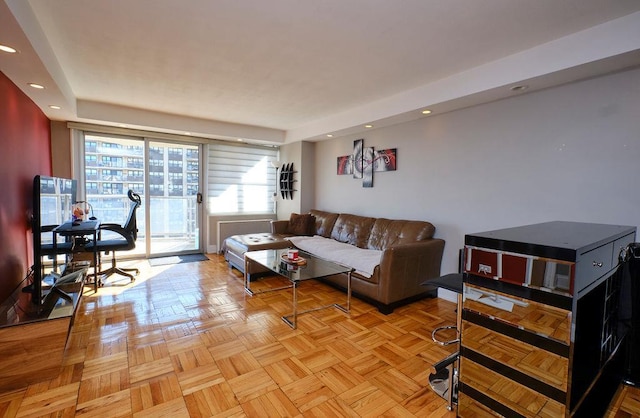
[31, 175, 78, 306]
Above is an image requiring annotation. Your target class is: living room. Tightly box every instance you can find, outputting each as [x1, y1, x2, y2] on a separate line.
[279, 66, 640, 276]
[1, 1, 640, 416]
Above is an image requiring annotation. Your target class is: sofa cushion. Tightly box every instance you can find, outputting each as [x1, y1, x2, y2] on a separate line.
[367, 219, 435, 250]
[330, 214, 376, 248]
[287, 213, 315, 235]
[309, 210, 339, 238]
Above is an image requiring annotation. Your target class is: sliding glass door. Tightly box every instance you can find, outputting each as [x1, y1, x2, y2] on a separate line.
[148, 141, 201, 255]
[83, 134, 202, 258]
[84, 135, 146, 257]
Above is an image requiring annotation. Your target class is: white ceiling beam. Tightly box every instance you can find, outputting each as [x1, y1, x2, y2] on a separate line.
[77, 100, 286, 144]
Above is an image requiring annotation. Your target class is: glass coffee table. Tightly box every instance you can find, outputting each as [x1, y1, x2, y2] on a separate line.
[244, 248, 353, 329]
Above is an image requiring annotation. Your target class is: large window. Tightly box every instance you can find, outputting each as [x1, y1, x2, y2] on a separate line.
[207, 143, 278, 215]
[74, 126, 277, 254]
[78, 131, 204, 256]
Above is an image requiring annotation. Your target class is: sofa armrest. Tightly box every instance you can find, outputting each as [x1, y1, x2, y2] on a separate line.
[271, 220, 289, 234]
[377, 239, 445, 304]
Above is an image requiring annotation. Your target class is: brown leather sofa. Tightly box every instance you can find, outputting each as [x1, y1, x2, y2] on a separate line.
[224, 209, 445, 313]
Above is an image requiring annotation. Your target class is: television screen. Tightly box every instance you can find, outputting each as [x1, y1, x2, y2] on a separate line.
[37, 176, 77, 245]
[31, 175, 78, 306]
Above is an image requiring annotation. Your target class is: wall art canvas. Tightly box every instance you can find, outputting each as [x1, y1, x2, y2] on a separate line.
[373, 148, 397, 172]
[337, 155, 353, 175]
[352, 139, 364, 179]
[363, 146, 374, 187]
[336, 140, 397, 187]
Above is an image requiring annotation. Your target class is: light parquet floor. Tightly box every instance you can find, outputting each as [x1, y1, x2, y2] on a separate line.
[0, 254, 459, 417]
[608, 384, 640, 417]
[1, 254, 638, 417]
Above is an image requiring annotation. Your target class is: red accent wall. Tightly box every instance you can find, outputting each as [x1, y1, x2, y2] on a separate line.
[0, 71, 51, 302]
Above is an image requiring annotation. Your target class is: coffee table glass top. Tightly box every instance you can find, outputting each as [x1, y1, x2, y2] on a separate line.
[245, 248, 351, 282]
[244, 248, 353, 329]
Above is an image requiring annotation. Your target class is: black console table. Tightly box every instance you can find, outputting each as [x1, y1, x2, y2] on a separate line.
[458, 221, 636, 417]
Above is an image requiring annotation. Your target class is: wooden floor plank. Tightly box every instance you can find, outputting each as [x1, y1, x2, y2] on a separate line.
[2, 254, 636, 417]
[75, 388, 132, 417]
[15, 382, 80, 417]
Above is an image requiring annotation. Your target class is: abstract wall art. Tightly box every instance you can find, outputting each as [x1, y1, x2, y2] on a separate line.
[337, 139, 397, 187]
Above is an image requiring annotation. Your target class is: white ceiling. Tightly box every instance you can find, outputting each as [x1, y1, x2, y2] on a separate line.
[1, 0, 640, 144]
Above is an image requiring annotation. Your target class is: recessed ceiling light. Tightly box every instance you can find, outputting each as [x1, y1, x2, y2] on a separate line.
[28, 83, 45, 89]
[184, 132, 191, 136]
[421, 109, 432, 115]
[237, 138, 243, 142]
[48, 105, 61, 110]
[326, 134, 333, 138]
[0, 44, 18, 54]
[364, 124, 373, 128]
[510, 84, 529, 92]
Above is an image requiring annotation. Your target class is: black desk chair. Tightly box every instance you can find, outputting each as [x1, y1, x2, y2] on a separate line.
[85, 190, 141, 284]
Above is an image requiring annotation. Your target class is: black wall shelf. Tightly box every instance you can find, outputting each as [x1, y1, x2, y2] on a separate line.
[279, 163, 296, 200]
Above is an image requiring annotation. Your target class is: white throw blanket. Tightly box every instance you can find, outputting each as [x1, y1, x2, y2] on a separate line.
[288, 235, 382, 277]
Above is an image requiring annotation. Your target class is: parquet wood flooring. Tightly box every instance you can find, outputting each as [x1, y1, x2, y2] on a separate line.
[607, 384, 640, 417]
[0, 254, 637, 417]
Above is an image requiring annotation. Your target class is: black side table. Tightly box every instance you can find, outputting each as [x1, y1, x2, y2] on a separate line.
[422, 273, 463, 295]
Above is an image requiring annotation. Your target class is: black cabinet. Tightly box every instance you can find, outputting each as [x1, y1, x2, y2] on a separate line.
[458, 221, 636, 417]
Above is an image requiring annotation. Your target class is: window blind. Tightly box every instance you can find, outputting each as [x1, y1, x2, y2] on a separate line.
[207, 143, 278, 215]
